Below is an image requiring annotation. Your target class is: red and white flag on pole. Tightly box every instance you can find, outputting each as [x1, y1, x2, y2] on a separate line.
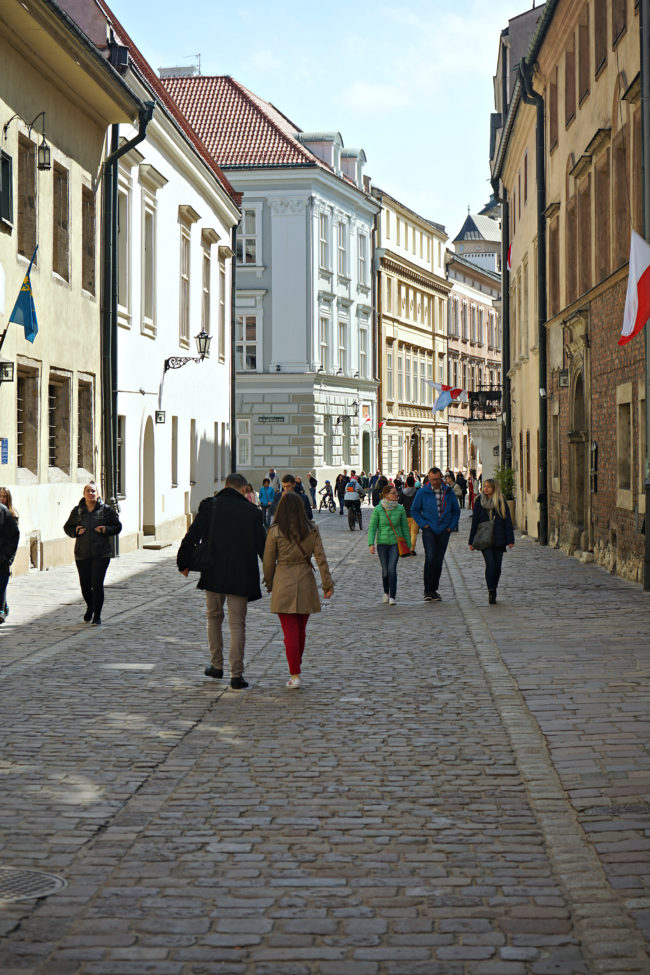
[378, 419, 386, 428]
[362, 415, 372, 424]
[618, 230, 650, 346]
[506, 244, 512, 271]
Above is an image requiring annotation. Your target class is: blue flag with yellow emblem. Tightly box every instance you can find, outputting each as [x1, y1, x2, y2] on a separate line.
[10, 246, 39, 343]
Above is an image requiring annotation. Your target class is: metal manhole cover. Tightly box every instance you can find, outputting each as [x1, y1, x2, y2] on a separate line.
[0, 867, 67, 901]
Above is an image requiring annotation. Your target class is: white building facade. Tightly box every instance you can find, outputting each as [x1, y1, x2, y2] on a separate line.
[160, 79, 380, 486]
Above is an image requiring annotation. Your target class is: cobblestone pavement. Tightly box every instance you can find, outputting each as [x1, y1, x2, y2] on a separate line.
[1, 508, 650, 975]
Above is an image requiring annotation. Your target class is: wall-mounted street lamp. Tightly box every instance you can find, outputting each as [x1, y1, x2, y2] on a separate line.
[335, 399, 360, 425]
[3, 111, 51, 170]
[0, 359, 15, 383]
[164, 330, 212, 372]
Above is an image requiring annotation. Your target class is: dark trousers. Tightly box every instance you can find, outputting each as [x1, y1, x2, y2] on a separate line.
[0, 565, 9, 611]
[76, 557, 111, 615]
[482, 546, 505, 591]
[421, 528, 450, 594]
[377, 543, 399, 598]
[261, 504, 272, 529]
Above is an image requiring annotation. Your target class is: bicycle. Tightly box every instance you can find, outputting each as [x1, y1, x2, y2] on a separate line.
[345, 501, 363, 531]
[318, 493, 336, 513]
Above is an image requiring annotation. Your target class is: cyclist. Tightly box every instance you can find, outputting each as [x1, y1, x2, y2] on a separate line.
[343, 480, 364, 531]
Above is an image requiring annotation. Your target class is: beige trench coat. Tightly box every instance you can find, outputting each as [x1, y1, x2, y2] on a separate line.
[263, 524, 334, 614]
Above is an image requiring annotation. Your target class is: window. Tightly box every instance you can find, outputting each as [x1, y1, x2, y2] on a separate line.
[524, 151, 528, 204]
[565, 33, 576, 126]
[117, 182, 130, 321]
[319, 315, 330, 371]
[578, 5, 590, 103]
[385, 210, 390, 238]
[77, 379, 93, 474]
[218, 261, 226, 359]
[319, 213, 329, 269]
[172, 415, 178, 487]
[201, 247, 211, 336]
[221, 421, 229, 481]
[338, 321, 347, 373]
[478, 308, 484, 345]
[337, 221, 347, 275]
[595, 0, 607, 72]
[578, 175, 591, 295]
[53, 164, 69, 280]
[236, 208, 259, 264]
[179, 227, 190, 346]
[398, 354, 404, 400]
[237, 418, 251, 467]
[522, 260, 529, 355]
[142, 194, 156, 334]
[612, 131, 630, 268]
[358, 233, 367, 285]
[616, 383, 633, 506]
[116, 415, 126, 495]
[612, 0, 626, 44]
[48, 372, 71, 474]
[548, 218, 560, 317]
[18, 136, 36, 259]
[413, 358, 419, 403]
[552, 407, 560, 484]
[549, 66, 558, 149]
[81, 186, 95, 295]
[405, 355, 411, 402]
[471, 305, 477, 343]
[462, 303, 468, 341]
[359, 324, 369, 379]
[526, 430, 531, 494]
[429, 360, 435, 401]
[386, 348, 394, 399]
[236, 314, 257, 370]
[566, 194, 578, 304]
[386, 277, 392, 312]
[324, 414, 334, 466]
[0, 149, 13, 224]
[420, 359, 426, 403]
[633, 110, 644, 234]
[16, 367, 39, 475]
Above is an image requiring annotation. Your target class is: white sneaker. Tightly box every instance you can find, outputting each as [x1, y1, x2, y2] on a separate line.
[286, 676, 302, 688]
[389, 597, 397, 606]
[382, 593, 390, 603]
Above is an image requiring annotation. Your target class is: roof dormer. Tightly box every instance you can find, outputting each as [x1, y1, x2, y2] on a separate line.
[340, 148, 366, 189]
[297, 132, 343, 172]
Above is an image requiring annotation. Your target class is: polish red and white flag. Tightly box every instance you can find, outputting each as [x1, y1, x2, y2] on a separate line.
[362, 415, 372, 423]
[618, 230, 650, 346]
[378, 419, 386, 428]
[507, 244, 512, 271]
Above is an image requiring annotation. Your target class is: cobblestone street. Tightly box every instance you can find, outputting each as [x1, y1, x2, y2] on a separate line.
[1, 510, 650, 975]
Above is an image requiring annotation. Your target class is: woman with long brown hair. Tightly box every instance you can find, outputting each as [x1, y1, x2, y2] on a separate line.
[468, 477, 515, 604]
[263, 492, 333, 688]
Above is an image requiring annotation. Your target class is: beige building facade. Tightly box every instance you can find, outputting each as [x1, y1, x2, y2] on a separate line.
[373, 189, 450, 476]
[0, 0, 141, 572]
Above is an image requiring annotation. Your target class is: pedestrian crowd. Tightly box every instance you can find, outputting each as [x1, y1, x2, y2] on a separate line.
[0, 462, 514, 691]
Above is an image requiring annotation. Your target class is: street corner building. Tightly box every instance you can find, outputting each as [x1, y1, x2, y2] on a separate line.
[159, 73, 381, 485]
[490, 0, 646, 582]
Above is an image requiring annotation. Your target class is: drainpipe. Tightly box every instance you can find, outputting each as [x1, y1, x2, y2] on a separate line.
[520, 56, 548, 546]
[492, 180, 511, 470]
[230, 224, 237, 473]
[642, 0, 650, 590]
[101, 101, 154, 556]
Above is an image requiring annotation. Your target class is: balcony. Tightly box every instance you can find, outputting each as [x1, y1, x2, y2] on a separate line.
[469, 385, 502, 421]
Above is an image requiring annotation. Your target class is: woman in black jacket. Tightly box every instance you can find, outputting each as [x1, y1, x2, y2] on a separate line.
[64, 482, 122, 624]
[468, 478, 514, 604]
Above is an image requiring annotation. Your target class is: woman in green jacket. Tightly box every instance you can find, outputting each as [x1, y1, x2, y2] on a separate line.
[368, 483, 410, 605]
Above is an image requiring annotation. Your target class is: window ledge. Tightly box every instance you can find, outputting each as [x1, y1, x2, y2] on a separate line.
[118, 309, 132, 330]
[141, 319, 156, 339]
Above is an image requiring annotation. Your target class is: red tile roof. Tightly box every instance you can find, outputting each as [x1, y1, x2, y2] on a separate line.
[93, 1, 240, 205]
[160, 75, 326, 169]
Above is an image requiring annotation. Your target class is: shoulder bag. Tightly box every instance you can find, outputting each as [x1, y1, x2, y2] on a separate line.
[472, 510, 494, 551]
[383, 508, 411, 557]
[188, 499, 218, 572]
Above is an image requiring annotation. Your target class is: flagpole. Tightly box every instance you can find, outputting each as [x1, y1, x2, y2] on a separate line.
[642, 0, 650, 590]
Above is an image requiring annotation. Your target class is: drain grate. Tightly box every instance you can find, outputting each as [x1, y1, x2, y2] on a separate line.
[0, 867, 67, 902]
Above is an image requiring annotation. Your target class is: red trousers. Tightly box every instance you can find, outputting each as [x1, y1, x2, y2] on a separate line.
[279, 613, 309, 674]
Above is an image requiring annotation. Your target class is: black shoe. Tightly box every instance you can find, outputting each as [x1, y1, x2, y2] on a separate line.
[83, 608, 93, 622]
[204, 666, 223, 679]
[424, 592, 433, 601]
[431, 592, 442, 601]
[231, 676, 249, 690]
[91, 615, 102, 625]
[488, 590, 497, 604]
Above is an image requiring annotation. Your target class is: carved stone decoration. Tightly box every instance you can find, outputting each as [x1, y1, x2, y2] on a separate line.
[268, 197, 309, 215]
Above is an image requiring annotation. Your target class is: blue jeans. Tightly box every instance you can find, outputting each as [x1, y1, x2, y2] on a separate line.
[421, 527, 450, 594]
[261, 505, 271, 529]
[482, 546, 505, 591]
[0, 565, 9, 613]
[309, 487, 316, 507]
[377, 543, 399, 599]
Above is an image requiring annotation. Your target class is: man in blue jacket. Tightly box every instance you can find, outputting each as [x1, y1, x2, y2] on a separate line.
[411, 467, 460, 601]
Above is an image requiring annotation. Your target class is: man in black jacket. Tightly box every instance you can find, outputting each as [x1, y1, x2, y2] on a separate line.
[178, 473, 266, 690]
[269, 474, 313, 522]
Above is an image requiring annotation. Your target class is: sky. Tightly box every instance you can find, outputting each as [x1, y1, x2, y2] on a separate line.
[108, 0, 540, 238]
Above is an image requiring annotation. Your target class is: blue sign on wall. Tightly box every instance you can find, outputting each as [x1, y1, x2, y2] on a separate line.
[0, 438, 8, 464]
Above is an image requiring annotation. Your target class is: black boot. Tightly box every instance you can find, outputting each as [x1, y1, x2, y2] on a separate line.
[488, 590, 497, 604]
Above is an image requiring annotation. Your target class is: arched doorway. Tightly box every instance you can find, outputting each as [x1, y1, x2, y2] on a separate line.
[569, 373, 589, 549]
[142, 416, 155, 537]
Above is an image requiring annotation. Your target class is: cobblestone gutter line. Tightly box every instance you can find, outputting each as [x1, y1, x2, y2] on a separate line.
[446, 546, 649, 975]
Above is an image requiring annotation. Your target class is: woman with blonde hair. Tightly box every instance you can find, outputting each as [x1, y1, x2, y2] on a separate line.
[0, 487, 20, 623]
[263, 492, 333, 688]
[64, 481, 121, 624]
[468, 477, 514, 604]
